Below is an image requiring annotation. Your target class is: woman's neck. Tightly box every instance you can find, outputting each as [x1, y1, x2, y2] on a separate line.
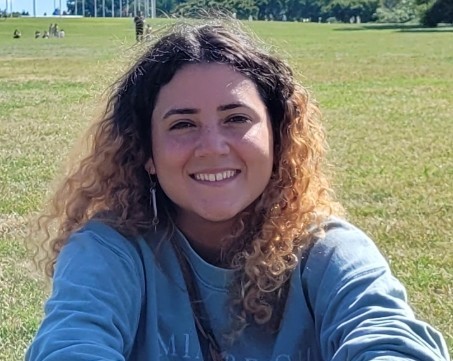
[175, 215, 235, 266]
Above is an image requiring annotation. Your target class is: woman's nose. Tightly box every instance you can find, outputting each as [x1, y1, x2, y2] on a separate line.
[194, 126, 230, 157]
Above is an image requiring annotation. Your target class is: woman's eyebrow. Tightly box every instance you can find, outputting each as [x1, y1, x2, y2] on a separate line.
[163, 103, 250, 118]
[163, 108, 199, 119]
[217, 102, 248, 111]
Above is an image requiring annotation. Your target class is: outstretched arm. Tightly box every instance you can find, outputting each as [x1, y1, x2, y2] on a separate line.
[304, 220, 450, 361]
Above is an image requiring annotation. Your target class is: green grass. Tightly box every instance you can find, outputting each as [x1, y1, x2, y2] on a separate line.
[1, 18, 452, 359]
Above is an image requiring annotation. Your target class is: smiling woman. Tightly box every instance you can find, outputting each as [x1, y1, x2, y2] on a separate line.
[147, 63, 274, 258]
[25, 19, 450, 361]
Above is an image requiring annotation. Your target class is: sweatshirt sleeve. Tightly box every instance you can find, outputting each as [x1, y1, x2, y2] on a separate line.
[25, 222, 144, 361]
[303, 220, 450, 361]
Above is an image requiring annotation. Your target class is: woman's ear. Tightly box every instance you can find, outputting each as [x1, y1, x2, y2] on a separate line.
[145, 158, 156, 174]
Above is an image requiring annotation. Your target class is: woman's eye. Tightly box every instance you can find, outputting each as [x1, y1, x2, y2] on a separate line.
[226, 115, 251, 124]
[169, 121, 194, 130]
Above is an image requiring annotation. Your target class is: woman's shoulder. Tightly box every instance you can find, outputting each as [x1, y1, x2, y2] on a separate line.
[64, 220, 180, 283]
[301, 217, 391, 289]
[58, 220, 168, 281]
[308, 217, 388, 269]
[69, 220, 144, 259]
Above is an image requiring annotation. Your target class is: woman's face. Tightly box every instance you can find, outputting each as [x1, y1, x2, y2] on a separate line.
[147, 63, 273, 232]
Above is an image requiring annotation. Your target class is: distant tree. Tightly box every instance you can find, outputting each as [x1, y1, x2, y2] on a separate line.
[254, 0, 271, 20]
[287, 0, 323, 21]
[173, 0, 258, 19]
[66, 0, 450, 24]
[421, 0, 453, 25]
[375, 0, 419, 22]
[157, 0, 179, 14]
[322, 0, 379, 22]
[265, 0, 286, 20]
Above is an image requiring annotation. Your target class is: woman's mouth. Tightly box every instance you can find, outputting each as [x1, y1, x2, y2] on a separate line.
[191, 170, 240, 182]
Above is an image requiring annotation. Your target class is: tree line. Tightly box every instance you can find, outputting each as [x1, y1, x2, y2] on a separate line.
[66, 0, 453, 26]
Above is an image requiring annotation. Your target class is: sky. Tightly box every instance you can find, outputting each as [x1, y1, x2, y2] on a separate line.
[6, 0, 68, 15]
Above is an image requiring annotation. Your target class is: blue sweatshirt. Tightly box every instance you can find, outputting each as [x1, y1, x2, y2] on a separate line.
[26, 218, 450, 361]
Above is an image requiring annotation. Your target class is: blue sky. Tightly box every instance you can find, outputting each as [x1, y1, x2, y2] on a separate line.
[6, 0, 68, 15]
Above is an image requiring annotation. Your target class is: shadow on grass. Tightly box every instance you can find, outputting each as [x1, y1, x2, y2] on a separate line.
[334, 24, 453, 33]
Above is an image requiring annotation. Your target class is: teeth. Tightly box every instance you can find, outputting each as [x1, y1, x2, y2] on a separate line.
[194, 170, 236, 182]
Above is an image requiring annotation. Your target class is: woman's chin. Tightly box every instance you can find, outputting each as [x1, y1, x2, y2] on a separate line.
[199, 211, 240, 223]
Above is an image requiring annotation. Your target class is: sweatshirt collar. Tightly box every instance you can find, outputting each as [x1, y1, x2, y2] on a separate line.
[173, 227, 235, 290]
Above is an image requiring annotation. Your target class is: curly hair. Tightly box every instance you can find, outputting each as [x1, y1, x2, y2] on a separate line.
[30, 20, 341, 338]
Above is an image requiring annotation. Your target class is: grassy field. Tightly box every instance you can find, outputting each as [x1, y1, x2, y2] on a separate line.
[1, 17, 452, 359]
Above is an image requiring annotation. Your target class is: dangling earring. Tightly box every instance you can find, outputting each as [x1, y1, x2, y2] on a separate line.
[149, 175, 159, 231]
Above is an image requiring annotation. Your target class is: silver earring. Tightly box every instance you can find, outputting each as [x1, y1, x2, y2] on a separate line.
[149, 175, 159, 231]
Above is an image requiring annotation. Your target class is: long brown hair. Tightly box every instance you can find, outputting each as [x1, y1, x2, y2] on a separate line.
[30, 20, 341, 337]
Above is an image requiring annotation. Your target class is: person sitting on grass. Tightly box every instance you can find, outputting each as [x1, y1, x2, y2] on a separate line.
[25, 19, 450, 361]
[144, 23, 152, 39]
[13, 29, 21, 38]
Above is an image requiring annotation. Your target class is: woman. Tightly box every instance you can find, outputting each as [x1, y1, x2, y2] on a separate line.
[26, 21, 449, 361]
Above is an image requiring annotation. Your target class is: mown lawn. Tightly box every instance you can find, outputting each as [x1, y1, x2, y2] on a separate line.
[0, 17, 452, 360]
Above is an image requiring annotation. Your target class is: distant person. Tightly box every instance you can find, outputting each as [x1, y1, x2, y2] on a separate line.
[134, 11, 145, 41]
[58, 29, 65, 38]
[53, 24, 59, 37]
[144, 24, 152, 39]
[42, 31, 49, 39]
[35, 31, 41, 38]
[13, 29, 21, 38]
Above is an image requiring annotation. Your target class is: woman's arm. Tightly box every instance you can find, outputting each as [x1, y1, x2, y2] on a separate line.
[26, 223, 144, 361]
[304, 220, 450, 361]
